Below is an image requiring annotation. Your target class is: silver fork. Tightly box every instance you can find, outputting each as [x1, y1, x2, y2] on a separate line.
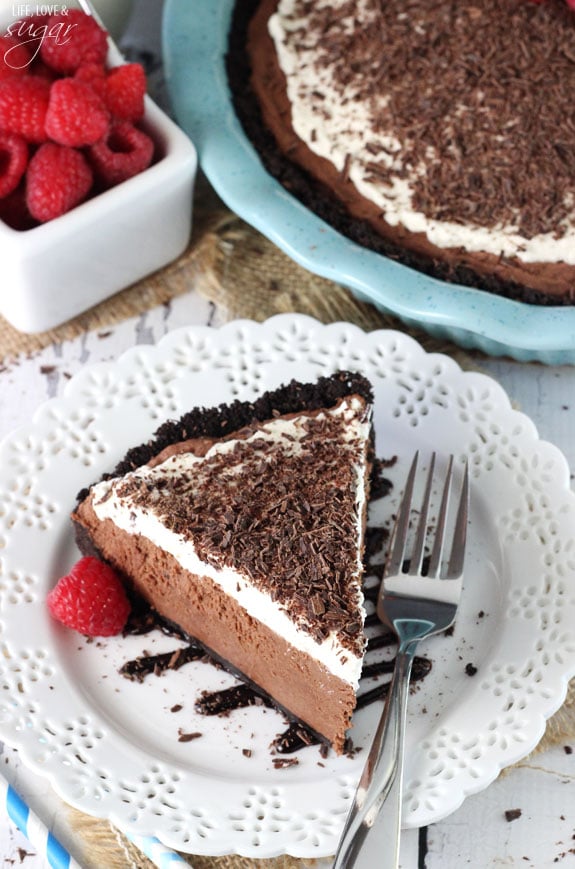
[333, 451, 469, 869]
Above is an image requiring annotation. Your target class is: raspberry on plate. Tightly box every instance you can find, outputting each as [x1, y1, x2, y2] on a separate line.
[26, 142, 93, 222]
[47, 556, 131, 637]
[45, 77, 110, 147]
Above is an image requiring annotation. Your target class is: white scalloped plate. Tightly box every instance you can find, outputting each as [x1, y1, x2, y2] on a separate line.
[1, 314, 575, 859]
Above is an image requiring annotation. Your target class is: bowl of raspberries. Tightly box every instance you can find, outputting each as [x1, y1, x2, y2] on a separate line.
[0, 8, 197, 333]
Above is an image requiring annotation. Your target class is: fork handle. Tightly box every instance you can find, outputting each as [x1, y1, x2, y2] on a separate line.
[332, 640, 418, 869]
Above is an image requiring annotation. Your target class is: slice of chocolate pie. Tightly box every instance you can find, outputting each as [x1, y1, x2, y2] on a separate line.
[72, 371, 374, 753]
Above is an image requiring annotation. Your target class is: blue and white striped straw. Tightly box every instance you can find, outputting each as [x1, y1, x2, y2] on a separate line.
[125, 831, 191, 867]
[2, 778, 82, 869]
[1, 775, 190, 869]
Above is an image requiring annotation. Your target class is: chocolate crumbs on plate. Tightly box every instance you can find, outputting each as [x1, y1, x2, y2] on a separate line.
[178, 731, 203, 743]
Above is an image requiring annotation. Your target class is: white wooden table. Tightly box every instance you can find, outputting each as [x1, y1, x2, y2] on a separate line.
[2, 287, 575, 869]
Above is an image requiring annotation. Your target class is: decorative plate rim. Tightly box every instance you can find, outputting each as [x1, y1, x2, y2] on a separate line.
[1, 314, 575, 858]
[161, 0, 575, 362]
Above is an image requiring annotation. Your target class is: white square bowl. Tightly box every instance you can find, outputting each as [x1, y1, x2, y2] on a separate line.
[0, 48, 197, 334]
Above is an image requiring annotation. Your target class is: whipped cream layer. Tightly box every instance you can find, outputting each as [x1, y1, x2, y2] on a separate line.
[90, 397, 371, 688]
[269, 0, 575, 265]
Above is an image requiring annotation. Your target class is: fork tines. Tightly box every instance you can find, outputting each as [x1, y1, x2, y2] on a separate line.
[387, 451, 469, 581]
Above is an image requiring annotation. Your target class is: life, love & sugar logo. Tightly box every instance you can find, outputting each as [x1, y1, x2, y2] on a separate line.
[2, 5, 77, 68]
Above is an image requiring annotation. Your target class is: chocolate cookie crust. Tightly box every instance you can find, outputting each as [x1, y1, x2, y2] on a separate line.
[76, 370, 374, 499]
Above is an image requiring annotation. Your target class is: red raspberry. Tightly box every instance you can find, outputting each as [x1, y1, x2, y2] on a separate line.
[0, 184, 34, 230]
[0, 35, 32, 79]
[45, 77, 109, 146]
[40, 9, 108, 75]
[29, 60, 58, 84]
[88, 120, 154, 186]
[26, 142, 93, 222]
[5, 14, 57, 75]
[9, 13, 52, 38]
[47, 556, 131, 637]
[104, 63, 146, 122]
[0, 76, 50, 142]
[0, 132, 28, 198]
[74, 61, 107, 99]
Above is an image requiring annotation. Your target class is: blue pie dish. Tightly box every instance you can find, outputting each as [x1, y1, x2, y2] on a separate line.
[162, 0, 575, 365]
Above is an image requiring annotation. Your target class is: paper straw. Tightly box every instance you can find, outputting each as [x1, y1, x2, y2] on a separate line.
[1, 777, 82, 869]
[1, 775, 191, 869]
[125, 831, 191, 867]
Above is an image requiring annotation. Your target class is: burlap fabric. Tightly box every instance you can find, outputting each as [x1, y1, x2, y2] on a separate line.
[0, 176, 466, 362]
[2, 176, 574, 867]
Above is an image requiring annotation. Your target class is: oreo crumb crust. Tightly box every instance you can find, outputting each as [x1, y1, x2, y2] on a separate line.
[76, 370, 373, 500]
